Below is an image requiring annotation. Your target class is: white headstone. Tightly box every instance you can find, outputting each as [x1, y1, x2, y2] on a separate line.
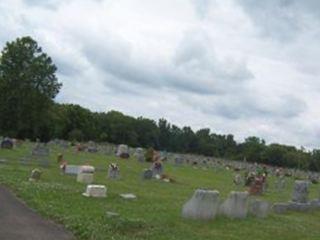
[182, 189, 220, 220]
[83, 185, 107, 198]
[79, 165, 95, 174]
[116, 144, 129, 158]
[120, 193, 137, 200]
[65, 165, 81, 175]
[219, 191, 249, 219]
[77, 173, 94, 184]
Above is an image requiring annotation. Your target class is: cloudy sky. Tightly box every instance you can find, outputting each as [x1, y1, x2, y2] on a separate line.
[1, 0, 320, 148]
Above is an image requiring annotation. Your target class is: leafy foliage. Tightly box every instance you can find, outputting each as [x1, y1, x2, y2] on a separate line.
[0, 36, 62, 140]
[0, 36, 319, 171]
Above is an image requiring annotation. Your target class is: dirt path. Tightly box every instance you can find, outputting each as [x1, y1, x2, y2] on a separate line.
[0, 186, 74, 240]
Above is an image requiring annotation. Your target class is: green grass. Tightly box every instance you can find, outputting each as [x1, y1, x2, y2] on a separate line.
[0, 143, 320, 240]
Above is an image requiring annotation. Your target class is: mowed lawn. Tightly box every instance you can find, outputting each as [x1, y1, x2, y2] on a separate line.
[0, 143, 319, 240]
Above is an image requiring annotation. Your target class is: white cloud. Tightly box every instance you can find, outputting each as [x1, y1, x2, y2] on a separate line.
[1, 0, 320, 148]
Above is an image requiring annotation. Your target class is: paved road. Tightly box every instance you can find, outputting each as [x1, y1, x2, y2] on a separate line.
[0, 186, 74, 240]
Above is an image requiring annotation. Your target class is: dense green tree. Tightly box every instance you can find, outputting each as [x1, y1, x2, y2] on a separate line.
[240, 137, 266, 162]
[1, 36, 320, 171]
[0, 36, 61, 140]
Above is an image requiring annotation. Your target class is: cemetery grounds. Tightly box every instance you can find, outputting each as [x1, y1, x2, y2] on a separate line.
[0, 142, 319, 240]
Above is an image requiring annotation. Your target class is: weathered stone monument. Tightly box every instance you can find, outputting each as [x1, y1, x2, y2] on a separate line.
[1, 138, 13, 149]
[219, 191, 249, 219]
[272, 202, 289, 214]
[87, 141, 98, 153]
[152, 161, 163, 177]
[174, 156, 184, 166]
[77, 165, 95, 184]
[32, 144, 50, 167]
[233, 174, 242, 186]
[135, 148, 145, 162]
[116, 144, 130, 158]
[275, 176, 286, 191]
[77, 172, 94, 184]
[65, 165, 81, 175]
[249, 199, 270, 218]
[108, 163, 120, 179]
[182, 189, 220, 220]
[292, 180, 309, 203]
[273, 180, 314, 214]
[120, 193, 137, 200]
[83, 185, 107, 198]
[142, 169, 153, 180]
[32, 144, 49, 156]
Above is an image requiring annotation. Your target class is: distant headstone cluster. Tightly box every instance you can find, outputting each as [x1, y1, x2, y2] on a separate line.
[2, 139, 319, 224]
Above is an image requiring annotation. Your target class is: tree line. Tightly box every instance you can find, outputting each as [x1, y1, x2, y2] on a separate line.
[0, 36, 319, 171]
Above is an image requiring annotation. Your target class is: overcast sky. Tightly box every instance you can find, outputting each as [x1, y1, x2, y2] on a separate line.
[1, 0, 320, 148]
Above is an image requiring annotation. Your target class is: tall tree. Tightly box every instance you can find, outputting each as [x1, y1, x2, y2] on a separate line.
[0, 36, 62, 140]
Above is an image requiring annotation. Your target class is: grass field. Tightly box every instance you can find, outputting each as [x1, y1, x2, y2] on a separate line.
[0, 143, 319, 240]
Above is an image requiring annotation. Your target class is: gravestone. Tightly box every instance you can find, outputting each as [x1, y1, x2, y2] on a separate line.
[288, 202, 312, 212]
[219, 191, 249, 219]
[20, 156, 32, 166]
[120, 193, 137, 200]
[135, 148, 145, 162]
[59, 140, 69, 149]
[272, 203, 289, 214]
[233, 174, 242, 186]
[292, 180, 309, 203]
[32, 145, 49, 156]
[29, 169, 42, 181]
[275, 176, 286, 191]
[249, 199, 270, 218]
[65, 165, 81, 175]
[310, 199, 320, 209]
[32, 144, 50, 168]
[79, 165, 95, 174]
[77, 173, 94, 184]
[1, 138, 13, 149]
[182, 189, 220, 220]
[152, 161, 163, 177]
[83, 185, 107, 198]
[87, 146, 98, 153]
[87, 141, 98, 153]
[142, 169, 153, 180]
[106, 211, 119, 218]
[174, 157, 184, 166]
[108, 163, 120, 179]
[116, 144, 129, 158]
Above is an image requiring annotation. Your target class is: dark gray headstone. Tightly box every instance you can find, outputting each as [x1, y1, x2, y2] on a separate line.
[142, 169, 153, 180]
[249, 199, 270, 218]
[292, 180, 309, 203]
[1, 139, 13, 149]
[108, 164, 120, 179]
[272, 203, 289, 214]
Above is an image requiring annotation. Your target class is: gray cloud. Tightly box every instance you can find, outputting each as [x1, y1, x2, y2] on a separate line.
[1, 0, 319, 148]
[238, 0, 320, 41]
[191, 0, 211, 19]
[81, 29, 253, 96]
